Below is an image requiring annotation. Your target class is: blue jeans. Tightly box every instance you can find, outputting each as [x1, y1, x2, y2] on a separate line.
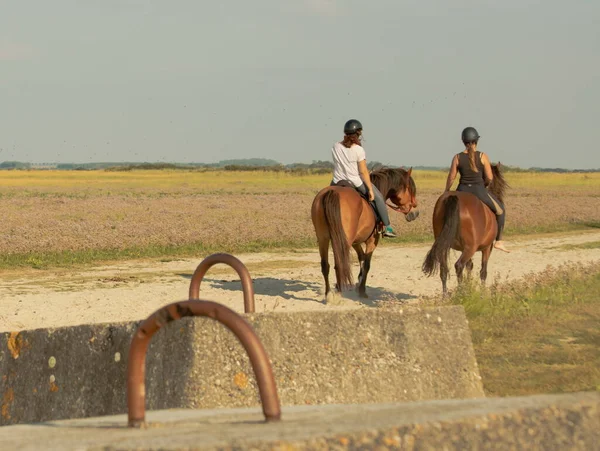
[330, 180, 390, 226]
[355, 184, 391, 226]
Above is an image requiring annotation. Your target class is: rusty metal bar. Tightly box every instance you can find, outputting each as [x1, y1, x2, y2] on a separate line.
[127, 300, 280, 428]
[188, 253, 255, 313]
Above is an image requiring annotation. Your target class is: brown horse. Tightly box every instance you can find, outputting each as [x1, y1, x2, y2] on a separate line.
[311, 167, 418, 301]
[422, 164, 508, 294]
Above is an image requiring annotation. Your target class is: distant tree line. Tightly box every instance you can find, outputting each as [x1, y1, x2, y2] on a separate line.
[0, 161, 31, 169]
[1, 159, 598, 173]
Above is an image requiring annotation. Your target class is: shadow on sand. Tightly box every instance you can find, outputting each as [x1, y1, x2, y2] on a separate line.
[178, 273, 417, 306]
[338, 287, 418, 307]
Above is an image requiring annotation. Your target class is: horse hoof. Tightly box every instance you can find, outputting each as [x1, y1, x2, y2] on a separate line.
[359, 291, 369, 299]
[325, 291, 337, 305]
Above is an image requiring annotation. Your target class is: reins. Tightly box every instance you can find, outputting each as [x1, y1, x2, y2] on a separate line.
[385, 202, 405, 212]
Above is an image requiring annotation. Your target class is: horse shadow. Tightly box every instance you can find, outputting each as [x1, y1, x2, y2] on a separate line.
[178, 273, 416, 306]
[177, 274, 322, 302]
[216, 277, 324, 302]
[339, 286, 418, 307]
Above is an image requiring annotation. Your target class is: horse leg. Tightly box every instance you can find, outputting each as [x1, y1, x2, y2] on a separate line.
[466, 259, 474, 280]
[318, 237, 331, 298]
[356, 237, 377, 298]
[441, 264, 449, 296]
[353, 243, 365, 287]
[455, 247, 477, 286]
[359, 253, 373, 299]
[480, 244, 493, 284]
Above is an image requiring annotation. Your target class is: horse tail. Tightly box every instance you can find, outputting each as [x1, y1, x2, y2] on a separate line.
[322, 190, 353, 291]
[422, 195, 460, 277]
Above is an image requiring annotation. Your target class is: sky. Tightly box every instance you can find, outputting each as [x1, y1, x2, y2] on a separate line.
[1, 0, 599, 169]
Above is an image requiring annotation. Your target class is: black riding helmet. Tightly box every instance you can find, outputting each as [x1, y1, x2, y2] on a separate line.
[344, 119, 363, 135]
[461, 127, 480, 144]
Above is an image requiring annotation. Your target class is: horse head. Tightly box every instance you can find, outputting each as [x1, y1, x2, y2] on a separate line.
[371, 167, 419, 222]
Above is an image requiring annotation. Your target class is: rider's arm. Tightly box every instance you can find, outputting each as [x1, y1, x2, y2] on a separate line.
[444, 155, 459, 192]
[482, 153, 494, 186]
[358, 160, 375, 201]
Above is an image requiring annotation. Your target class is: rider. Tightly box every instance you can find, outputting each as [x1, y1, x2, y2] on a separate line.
[331, 119, 397, 238]
[444, 126, 510, 253]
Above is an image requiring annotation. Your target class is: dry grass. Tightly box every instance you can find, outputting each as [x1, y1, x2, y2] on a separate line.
[0, 169, 598, 268]
[440, 262, 600, 397]
[551, 241, 600, 251]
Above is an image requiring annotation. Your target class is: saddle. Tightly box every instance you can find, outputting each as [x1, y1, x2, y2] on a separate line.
[332, 180, 385, 234]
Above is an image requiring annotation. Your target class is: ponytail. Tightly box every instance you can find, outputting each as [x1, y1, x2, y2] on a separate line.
[467, 143, 478, 172]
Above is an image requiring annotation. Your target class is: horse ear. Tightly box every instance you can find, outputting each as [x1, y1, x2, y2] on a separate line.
[407, 167, 413, 177]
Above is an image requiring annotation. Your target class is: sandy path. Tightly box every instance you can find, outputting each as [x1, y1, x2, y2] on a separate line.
[1, 231, 599, 332]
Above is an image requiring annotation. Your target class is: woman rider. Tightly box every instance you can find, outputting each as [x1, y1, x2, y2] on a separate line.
[444, 126, 510, 253]
[330, 119, 397, 238]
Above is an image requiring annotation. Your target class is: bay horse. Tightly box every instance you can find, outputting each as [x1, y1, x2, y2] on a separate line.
[311, 167, 418, 301]
[422, 164, 508, 294]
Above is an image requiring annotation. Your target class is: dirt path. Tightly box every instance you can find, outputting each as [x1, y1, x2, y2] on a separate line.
[1, 231, 599, 332]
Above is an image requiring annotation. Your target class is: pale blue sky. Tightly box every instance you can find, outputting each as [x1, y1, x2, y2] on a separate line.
[1, 1, 598, 168]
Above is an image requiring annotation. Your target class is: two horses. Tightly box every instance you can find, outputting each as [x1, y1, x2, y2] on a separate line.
[311, 167, 418, 300]
[311, 164, 508, 299]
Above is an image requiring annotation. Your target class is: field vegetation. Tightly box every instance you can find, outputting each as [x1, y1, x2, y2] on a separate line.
[1, 168, 599, 400]
[439, 262, 600, 397]
[0, 169, 598, 269]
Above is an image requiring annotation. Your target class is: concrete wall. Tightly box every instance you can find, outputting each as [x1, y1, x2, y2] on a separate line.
[1, 392, 598, 450]
[1, 306, 484, 425]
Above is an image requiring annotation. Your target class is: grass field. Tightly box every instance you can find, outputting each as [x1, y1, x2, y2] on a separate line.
[1, 169, 598, 400]
[441, 262, 600, 397]
[0, 169, 598, 269]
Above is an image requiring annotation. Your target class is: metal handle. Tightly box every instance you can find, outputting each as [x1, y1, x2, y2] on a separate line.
[126, 300, 280, 428]
[188, 253, 255, 313]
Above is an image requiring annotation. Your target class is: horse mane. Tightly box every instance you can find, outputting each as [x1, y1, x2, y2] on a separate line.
[369, 167, 416, 198]
[488, 163, 508, 204]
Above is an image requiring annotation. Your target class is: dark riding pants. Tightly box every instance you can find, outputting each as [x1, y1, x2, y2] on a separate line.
[330, 181, 391, 226]
[457, 183, 505, 240]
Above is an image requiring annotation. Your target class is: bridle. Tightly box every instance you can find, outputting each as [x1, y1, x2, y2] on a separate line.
[386, 188, 416, 214]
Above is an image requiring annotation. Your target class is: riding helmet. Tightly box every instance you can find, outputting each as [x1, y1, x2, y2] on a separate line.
[344, 119, 363, 135]
[461, 127, 480, 144]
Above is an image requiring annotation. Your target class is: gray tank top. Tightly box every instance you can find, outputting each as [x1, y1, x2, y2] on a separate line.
[457, 152, 485, 185]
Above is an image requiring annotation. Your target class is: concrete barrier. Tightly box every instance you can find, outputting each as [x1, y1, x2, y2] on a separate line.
[0, 392, 598, 450]
[1, 306, 484, 426]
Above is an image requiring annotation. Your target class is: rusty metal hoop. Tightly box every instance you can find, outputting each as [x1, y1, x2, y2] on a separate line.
[189, 253, 255, 313]
[126, 300, 280, 428]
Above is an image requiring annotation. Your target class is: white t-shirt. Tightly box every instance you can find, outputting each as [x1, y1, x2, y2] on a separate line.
[331, 142, 366, 188]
